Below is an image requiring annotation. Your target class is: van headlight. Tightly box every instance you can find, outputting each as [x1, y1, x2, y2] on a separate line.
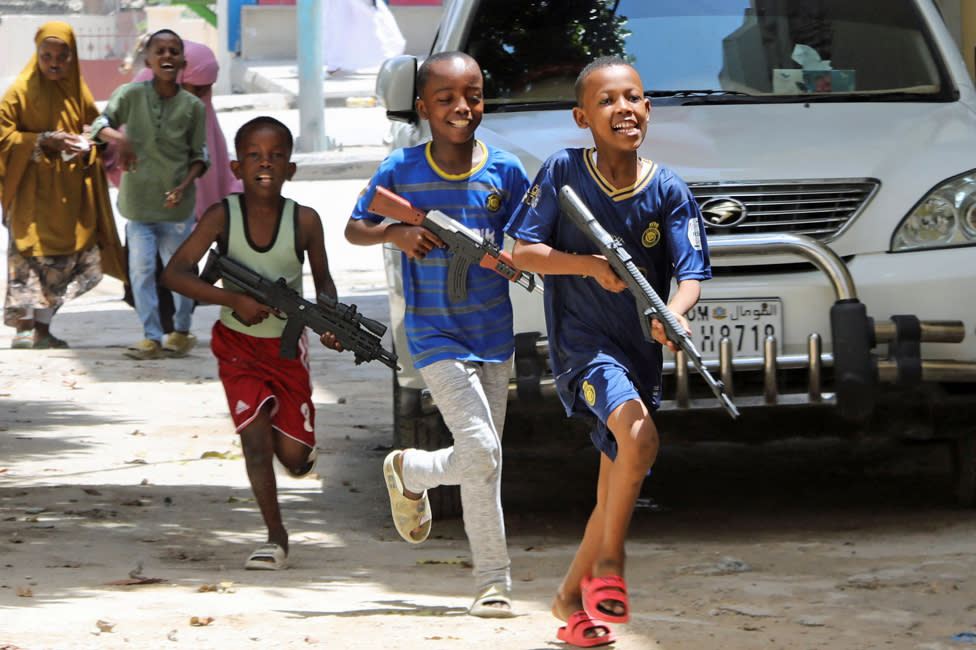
[892, 172, 976, 251]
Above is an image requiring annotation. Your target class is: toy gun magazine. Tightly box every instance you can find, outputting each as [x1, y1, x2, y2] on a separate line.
[200, 248, 398, 370]
[367, 185, 542, 303]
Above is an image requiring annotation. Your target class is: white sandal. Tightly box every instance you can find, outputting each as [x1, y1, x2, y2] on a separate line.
[383, 450, 431, 544]
[469, 583, 515, 618]
[245, 543, 287, 570]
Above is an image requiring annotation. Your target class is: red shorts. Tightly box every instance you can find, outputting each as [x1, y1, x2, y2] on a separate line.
[211, 320, 315, 448]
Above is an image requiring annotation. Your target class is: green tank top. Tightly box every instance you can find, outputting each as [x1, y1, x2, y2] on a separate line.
[219, 194, 304, 338]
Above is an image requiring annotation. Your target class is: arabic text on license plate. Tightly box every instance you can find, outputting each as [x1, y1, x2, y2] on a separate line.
[685, 299, 783, 359]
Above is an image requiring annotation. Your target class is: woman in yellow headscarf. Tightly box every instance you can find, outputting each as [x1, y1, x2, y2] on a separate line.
[0, 21, 125, 349]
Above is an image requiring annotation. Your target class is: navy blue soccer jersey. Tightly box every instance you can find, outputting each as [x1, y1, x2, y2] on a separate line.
[351, 140, 530, 369]
[505, 147, 711, 421]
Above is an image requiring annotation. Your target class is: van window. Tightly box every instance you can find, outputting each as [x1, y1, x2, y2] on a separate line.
[467, 0, 952, 109]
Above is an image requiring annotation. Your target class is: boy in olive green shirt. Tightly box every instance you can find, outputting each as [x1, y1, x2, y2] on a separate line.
[91, 29, 208, 359]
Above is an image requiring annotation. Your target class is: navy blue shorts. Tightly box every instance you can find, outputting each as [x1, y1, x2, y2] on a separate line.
[577, 361, 646, 461]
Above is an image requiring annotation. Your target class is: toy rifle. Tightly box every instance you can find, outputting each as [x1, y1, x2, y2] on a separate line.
[200, 248, 398, 369]
[367, 185, 543, 303]
[558, 185, 739, 419]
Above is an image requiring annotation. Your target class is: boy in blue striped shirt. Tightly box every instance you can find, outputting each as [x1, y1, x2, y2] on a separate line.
[345, 51, 529, 618]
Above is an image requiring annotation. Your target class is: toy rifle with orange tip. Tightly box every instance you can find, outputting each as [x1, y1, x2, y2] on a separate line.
[367, 185, 543, 303]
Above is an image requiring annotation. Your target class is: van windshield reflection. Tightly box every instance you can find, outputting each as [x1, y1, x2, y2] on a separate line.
[466, 0, 951, 109]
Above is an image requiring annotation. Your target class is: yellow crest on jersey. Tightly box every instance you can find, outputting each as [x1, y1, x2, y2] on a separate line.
[486, 192, 503, 212]
[642, 222, 661, 248]
[582, 380, 597, 406]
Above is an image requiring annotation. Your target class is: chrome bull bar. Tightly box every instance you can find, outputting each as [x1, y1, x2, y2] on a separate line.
[672, 234, 973, 415]
[512, 234, 974, 417]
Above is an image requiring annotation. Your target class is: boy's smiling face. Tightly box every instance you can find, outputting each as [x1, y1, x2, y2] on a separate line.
[573, 64, 650, 154]
[415, 56, 484, 146]
[145, 33, 185, 83]
[231, 125, 296, 197]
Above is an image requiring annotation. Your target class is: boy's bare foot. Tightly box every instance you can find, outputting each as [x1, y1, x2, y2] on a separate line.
[552, 592, 583, 622]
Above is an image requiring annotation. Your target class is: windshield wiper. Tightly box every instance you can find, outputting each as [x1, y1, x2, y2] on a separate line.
[488, 99, 577, 113]
[645, 89, 751, 98]
[678, 89, 954, 106]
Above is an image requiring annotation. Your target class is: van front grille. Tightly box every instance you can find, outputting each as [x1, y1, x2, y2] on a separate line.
[690, 179, 880, 241]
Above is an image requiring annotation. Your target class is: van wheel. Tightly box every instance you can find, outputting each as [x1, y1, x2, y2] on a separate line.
[951, 436, 976, 508]
[393, 375, 462, 519]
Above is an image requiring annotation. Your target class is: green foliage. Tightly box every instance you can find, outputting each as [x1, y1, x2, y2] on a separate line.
[468, 0, 630, 100]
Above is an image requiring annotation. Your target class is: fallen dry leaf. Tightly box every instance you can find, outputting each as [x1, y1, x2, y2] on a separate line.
[189, 616, 214, 626]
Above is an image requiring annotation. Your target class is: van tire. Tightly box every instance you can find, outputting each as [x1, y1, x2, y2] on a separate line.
[393, 376, 462, 519]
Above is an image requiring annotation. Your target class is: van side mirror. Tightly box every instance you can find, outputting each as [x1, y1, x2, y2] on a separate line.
[376, 55, 418, 124]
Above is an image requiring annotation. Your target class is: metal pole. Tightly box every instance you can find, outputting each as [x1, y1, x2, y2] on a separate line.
[296, 0, 330, 152]
[215, 0, 232, 95]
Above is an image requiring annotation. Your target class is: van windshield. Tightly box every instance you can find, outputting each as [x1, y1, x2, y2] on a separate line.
[466, 0, 953, 109]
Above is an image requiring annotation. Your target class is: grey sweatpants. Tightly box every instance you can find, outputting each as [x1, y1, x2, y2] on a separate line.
[402, 356, 512, 592]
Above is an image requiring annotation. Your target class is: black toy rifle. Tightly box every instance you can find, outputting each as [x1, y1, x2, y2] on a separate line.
[200, 248, 398, 369]
[367, 185, 543, 303]
[558, 185, 739, 419]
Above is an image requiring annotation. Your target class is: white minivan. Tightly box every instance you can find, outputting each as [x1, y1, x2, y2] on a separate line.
[376, 0, 976, 511]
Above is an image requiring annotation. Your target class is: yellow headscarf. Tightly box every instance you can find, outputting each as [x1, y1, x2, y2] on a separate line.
[0, 21, 125, 281]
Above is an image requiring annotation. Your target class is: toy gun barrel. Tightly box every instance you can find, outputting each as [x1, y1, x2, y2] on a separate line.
[558, 185, 739, 419]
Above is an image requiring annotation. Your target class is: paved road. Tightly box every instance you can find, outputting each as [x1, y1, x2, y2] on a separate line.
[3, 85, 976, 650]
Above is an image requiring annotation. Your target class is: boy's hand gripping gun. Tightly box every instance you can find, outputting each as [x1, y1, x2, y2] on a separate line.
[367, 185, 543, 303]
[558, 185, 739, 419]
[200, 248, 398, 370]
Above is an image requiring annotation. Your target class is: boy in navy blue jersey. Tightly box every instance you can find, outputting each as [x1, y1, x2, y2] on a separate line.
[507, 57, 711, 646]
[345, 51, 529, 618]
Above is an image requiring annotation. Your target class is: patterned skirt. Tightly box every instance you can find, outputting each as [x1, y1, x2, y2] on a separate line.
[4, 235, 103, 326]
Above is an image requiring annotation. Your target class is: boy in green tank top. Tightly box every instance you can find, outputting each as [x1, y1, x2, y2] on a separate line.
[162, 117, 342, 570]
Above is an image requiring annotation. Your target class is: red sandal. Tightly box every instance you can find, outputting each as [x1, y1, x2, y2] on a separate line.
[581, 574, 630, 623]
[557, 610, 616, 648]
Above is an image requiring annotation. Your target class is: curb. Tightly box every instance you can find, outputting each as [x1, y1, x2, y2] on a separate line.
[223, 63, 388, 179]
[291, 146, 388, 181]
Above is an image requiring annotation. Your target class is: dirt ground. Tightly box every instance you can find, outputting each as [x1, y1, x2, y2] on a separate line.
[3, 184, 976, 650]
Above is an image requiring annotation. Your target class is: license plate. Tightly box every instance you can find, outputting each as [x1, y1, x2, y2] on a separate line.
[684, 299, 783, 360]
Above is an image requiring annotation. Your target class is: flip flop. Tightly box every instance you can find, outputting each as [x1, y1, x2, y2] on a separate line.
[11, 330, 34, 349]
[245, 543, 287, 570]
[469, 583, 515, 618]
[557, 610, 616, 648]
[383, 450, 431, 544]
[33, 334, 69, 349]
[582, 574, 630, 623]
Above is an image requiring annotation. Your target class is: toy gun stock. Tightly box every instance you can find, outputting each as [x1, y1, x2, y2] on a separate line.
[558, 185, 739, 419]
[367, 185, 543, 303]
[200, 248, 398, 369]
